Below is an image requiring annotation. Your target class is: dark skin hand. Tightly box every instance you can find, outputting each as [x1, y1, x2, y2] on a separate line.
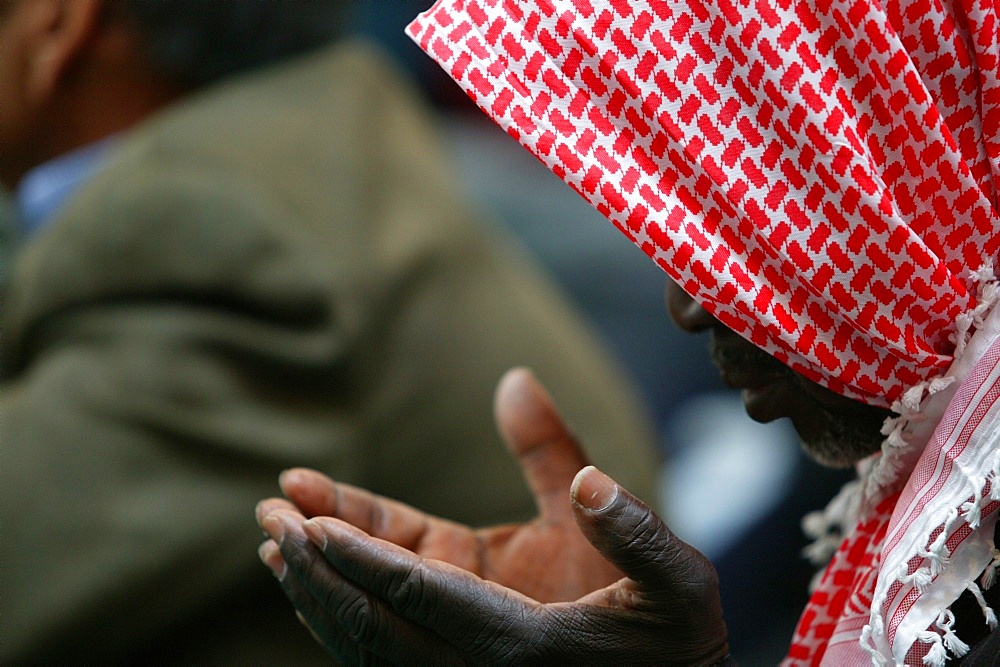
[257, 368, 730, 665]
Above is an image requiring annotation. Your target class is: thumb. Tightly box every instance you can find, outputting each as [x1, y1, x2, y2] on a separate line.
[494, 367, 590, 519]
[570, 466, 720, 602]
[571, 466, 731, 664]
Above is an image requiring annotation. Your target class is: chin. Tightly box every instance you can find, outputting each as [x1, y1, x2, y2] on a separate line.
[795, 422, 886, 469]
[786, 375, 893, 469]
[798, 438, 871, 469]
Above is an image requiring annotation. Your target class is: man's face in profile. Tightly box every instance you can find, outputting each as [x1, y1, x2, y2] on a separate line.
[666, 281, 893, 467]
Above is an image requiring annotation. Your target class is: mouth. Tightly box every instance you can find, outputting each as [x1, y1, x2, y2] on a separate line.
[709, 331, 793, 423]
[704, 330, 894, 467]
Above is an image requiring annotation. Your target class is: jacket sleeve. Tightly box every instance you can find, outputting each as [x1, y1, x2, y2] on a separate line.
[0, 172, 361, 663]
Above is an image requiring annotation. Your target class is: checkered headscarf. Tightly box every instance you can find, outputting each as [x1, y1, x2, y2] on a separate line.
[409, 0, 1000, 663]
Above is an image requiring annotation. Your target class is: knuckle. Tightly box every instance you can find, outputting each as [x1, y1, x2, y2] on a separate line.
[304, 565, 386, 649]
[321, 583, 387, 650]
[388, 560, 430, 618]
[468, 597, 541, 663]
[341, 596, 382, 645]
[613, 501, 671, 560]
[608, 497, 721, 593]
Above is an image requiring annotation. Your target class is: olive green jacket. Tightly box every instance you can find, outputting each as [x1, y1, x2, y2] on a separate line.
[1, 41, 658, 663]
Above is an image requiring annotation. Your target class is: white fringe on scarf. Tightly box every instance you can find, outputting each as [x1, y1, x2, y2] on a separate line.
[803, 263, 1000, 665]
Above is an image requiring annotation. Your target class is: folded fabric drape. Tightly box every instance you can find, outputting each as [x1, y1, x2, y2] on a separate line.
[410, 0, 998, 410]
[408, 1, 999, 664]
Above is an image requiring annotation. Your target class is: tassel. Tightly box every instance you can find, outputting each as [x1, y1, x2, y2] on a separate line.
[966, 582, 999, 629]
[920, 634, 948, 667]
[977, 282, 1000, 322]
[942, 630, 970, 657]
[917, 549, 951, 578]
[952, 261, 997, 360]
[902, 382, 929, 412]
[968, 262, 1000, 340]
[927, 376, 956, 394]
[860, 622, 890, 666]
[917, 511, 957, 577]
[801, 479, 860, 567]
[801, 532, 841, 568]
[801, 508, 830, 539]
[961, 493, 984, 529]
[980, 547, 1000, 590]
[953, 312, 975, 359]
[988, 453, 1000, 501]
[990, 477, 1000, 502]
[900, 565, 934, 592]
[936, 610, 971, 658]
[971, 260, 995, 285]
[868, 418, 915, 496]
[882, 423, 907, 449]
[880, 413, 900, 437]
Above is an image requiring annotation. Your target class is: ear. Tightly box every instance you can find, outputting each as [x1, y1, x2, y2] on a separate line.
[24, 0, 104, 106]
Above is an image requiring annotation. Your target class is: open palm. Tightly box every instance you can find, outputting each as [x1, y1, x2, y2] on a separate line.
[257, 367, 623, 603]
[256, 368, 729, 665]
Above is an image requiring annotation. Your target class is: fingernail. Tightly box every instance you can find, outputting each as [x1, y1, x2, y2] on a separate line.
[258, 541, 287, 580]
[302, 519, 328, 550]
[572, 465, 618, 512]
[254, 501, 272, 525]
[254, 501, 265, 524]
[261, 513, 286, 546]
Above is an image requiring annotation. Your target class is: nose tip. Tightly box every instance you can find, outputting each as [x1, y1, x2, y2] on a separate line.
[666, 281, 717, 332]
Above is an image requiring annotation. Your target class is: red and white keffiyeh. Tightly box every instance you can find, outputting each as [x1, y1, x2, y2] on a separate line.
[409, 0, 1000, 664]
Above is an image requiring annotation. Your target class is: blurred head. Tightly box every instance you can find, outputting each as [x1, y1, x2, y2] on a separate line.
[0, 0, 348, 189]
[666, 281, 893, 468]
[104, 0, 349, 88]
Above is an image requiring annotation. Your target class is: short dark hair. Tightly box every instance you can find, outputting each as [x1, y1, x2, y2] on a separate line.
[109, 0, 351, 87]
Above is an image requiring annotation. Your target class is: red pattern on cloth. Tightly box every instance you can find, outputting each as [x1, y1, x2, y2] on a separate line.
[407, 0, 1000, 664]
[788, 494, 897, 665]
[408, 0, 999, 410]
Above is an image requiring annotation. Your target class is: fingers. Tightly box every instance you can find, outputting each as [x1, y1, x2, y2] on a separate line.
[276, 468, 340, 518]
[256, 497, 299, 526]
[261, 511, 463, 665]
[259, 511, 365, 664]
[569, 467, 731, 660]
[279, 468, 435, 551]
[570, 466, 719, 602]
[300, 515, 543, 663]
[494, 368, 591, 518]
[276, 469, 483, 572]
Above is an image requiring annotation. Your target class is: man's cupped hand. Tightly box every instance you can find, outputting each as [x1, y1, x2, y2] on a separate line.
[255, 368, 730, 665]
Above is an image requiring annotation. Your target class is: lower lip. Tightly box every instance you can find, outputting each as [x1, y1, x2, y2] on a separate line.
[741, 383, 788, 423]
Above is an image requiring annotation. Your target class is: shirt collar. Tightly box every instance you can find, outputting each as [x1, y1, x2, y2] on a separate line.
[15, 136, 119, 235]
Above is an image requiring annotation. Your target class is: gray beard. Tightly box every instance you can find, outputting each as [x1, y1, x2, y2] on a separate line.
[788, 374, 889, 468]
